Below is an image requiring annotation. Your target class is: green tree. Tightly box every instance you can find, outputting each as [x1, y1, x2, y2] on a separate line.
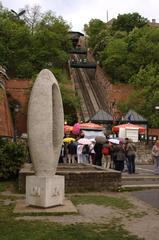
[32, 10, 71, 71]
[0, 8, 32, 77]
[101, 38, 128, 82]
[93, 28, 112, 59]
[112, 12, 148, 32]
[84, 19, 106, 49]
[119, 65, 159, 127]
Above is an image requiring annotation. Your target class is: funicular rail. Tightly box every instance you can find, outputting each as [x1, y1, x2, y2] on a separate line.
[70, 46, 111, 121]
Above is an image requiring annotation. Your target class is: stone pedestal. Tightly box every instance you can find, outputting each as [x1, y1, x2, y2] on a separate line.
[26, 175, 64, 208]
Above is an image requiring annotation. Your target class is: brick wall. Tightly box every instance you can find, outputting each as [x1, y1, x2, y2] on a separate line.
[0, 89, 13, 136]
[0, 71, 13, 137]
[6, 79, 30, 136]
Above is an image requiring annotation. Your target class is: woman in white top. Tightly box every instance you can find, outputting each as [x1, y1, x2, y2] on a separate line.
[77, 144, 84, 163]
[152, 140, 159, 174]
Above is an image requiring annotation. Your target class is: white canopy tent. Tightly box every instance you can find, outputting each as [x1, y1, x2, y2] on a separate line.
[82, 130, 105, 139]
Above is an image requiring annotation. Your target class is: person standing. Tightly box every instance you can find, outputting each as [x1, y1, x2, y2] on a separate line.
[82, 144, 90, 163]
[125, 139, 136, 174]
[67, 141, 77, 164]
[89, 140, 96, 164]
[94, 142, 103, 166]
[114, 142, 125, 172]
[102, 140, 111, 169]
[152, 140, 159, 175]
[77, 144, 84, 164]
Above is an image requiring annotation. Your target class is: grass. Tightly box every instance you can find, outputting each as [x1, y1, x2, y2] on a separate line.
[0, 219, 143, 240]
[0, 181, 144, 240]
[126, 211, 148, 219]
[70, 194, 134, 210]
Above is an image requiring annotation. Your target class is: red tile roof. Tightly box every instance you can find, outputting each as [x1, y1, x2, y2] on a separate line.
[0, 90, 13, 137]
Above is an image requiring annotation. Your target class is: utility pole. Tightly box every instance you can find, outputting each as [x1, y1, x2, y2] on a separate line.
[106, 10, 109, 22]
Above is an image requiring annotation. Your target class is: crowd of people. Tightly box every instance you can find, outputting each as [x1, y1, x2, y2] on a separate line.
[59, 136, 137, 174]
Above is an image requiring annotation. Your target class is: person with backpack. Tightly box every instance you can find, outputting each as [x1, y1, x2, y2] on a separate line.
[125, 139, 136, 174]
[113, 141, 126, 171]
[82, 144, 90, 163]
[102, 140, 111, 169]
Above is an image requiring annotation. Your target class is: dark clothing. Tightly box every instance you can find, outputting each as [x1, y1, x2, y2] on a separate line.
[67, 142, 77, 155]
[59, 144, 66, 163]
[115, 160, 124, 171]
[127, 155, 135, 173]
[126, 142, 136, 174]
[113, 144, 125, 172]
[94, 143, 103, 166]
[82, 144, 90, 154]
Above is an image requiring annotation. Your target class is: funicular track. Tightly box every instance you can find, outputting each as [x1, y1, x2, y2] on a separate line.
[71, 54, 109, 121]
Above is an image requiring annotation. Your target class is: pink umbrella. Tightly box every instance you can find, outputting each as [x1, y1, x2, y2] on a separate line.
[77, 138, 92, 145]
[72, 123, 80, 134]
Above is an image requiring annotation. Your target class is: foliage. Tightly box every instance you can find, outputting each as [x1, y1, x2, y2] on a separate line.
[93, 28, 112, 59]
[0, 4, 77, 123]
[0, 8, 32, 78]
[32, 11, 71, 71]
[0, 5, 72, 78]
[102, 39, 128, 82]
[123, 65, 159, 127]
[112, 12, 148, 32]
[0, 138, 27, 179]
[85, 13, 159, 127]
[84, 19, 106, 49]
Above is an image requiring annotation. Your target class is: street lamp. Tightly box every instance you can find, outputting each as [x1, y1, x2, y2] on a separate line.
[13, 104, 20, 142]
[11, 9, 26, 19]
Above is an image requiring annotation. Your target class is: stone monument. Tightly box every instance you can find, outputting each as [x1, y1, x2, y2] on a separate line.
[26, 69, 64, 208]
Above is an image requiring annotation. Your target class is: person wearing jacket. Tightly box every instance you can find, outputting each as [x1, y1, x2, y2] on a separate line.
[67, 141, 77, 164]
[152, 140, 159, 175]
[125, 139, 136, 174]
[114, 142, 126, 171]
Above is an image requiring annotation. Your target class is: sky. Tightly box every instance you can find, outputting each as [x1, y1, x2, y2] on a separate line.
[1, 0, 159, 32]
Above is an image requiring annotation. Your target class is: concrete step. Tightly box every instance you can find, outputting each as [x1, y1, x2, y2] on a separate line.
[121, 184, 159, 190]
[121, 174, 159, 189]
[122, 176, 159, 186]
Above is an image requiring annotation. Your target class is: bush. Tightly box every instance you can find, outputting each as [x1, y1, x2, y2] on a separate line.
[0, 138, 27, 179]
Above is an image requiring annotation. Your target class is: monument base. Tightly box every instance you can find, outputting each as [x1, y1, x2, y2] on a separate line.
[26, 175, 64, 208]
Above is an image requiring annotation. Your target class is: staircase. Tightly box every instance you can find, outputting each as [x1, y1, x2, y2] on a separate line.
[121, 165, 159, 190]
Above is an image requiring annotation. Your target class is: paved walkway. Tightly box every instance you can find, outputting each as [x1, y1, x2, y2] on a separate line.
[122, 164, 155, 176]
[131, 189, 159, 209]
[121, 164, 159, 209]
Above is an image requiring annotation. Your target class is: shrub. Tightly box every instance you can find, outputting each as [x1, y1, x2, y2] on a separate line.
[0, 138, 27, 179]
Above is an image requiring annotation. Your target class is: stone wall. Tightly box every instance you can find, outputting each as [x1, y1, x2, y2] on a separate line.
[135, 142, 153, 164]
[19, 163, 121, 193]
